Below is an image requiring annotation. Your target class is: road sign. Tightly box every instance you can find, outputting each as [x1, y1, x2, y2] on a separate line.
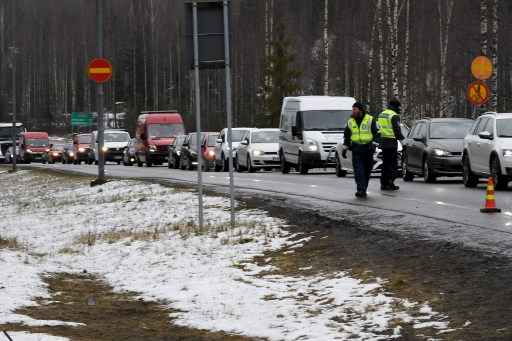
[467, 81, 491, 106]
[471, 56, 493, 81]
[88, 58, 112, 83]
[71, 112, 93, 126]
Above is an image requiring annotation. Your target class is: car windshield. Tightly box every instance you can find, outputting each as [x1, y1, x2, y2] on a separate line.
[52, 144, 65, 151]
[26, 139, 49, 147]
[78, 135, 91, 143]
[226, 130, 248, 143]
[104, 132, 130, 142]
[252, 131, 280, 143]
[429, 121, 474, 139]
[148, 124, 185, 138]
[497, 119, 512, 137]
[0, 126, 24, 140]
[207, 135, 217, 147]
[301, 110, 352, 131]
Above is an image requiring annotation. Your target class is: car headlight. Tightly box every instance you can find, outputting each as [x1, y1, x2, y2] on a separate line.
[253, 150, 264, 156]
[45, 148, 50, 152]
[433, 148, 449, 157]
[102, 146, 108, 152]
[26, 149, 32, 153]
[502, 149, 512, 157]
[176, 151, 181, 156]
[52, 152, 59, 156]
[208, 150, 215, 157]
[68, 152, 75, 157]
[149, 144, 157, 152]
[304, 140, 318, 152]
[78, 147, 86, 153]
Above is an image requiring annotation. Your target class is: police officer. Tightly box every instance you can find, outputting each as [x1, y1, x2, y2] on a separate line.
[342, 102, 379, 198]
[378, 98, 405, 191]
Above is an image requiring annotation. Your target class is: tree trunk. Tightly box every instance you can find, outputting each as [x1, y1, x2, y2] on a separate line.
[377, 0, 387, 110]
[490, 0, 498, 111]
[322, 0, 329, 96]
[439, 0, 455, 117]
[481, 0, 488, 56]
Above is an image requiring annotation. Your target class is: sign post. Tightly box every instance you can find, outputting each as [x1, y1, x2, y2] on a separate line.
[467, 56, 493, 109]
[89, 0, 112, 185]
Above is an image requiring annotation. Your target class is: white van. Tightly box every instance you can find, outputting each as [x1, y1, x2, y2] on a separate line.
[279, 96, 355, 174]
[89, 129, 131, 165]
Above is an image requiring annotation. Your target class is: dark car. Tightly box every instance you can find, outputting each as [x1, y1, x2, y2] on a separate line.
[402, 118, 475, 183]
[168, 135, 187, 169]
[179, 132, 218, 171]
[62, 143, 76, 164]
[123, 138, 137, 166]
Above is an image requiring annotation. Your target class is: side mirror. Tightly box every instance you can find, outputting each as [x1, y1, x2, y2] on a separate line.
[216, 138, 223, 144]
[478, 131, 493, 140]
[291, 126, 302, 139]
[413, 136, 426, 143]
[241, 139, 249, 146]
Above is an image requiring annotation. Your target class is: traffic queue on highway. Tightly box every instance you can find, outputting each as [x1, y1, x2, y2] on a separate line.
[2, 95, 512, 191]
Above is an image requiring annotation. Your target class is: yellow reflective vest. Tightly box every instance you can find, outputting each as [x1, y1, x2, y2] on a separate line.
[348, 114, 374, 144]
[378, 109, 398, 139]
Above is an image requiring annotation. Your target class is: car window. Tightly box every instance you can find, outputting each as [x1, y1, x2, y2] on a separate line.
[476, 118, 490, 134]
[409, 124, 419, 139]
[189, 135, 197, 149]
[416, 123, 427, 139]
[484, 118, 495, 134]
[496, 119, 512, 138]
[429, 121, 474, 139]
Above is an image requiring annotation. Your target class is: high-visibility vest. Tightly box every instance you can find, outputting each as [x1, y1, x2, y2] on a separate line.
[378, 109, 397, 139]
[348, 114, 373, 144]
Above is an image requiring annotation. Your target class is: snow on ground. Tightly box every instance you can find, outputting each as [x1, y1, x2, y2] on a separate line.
[0, 331, 69, 341]
[0, 171, 453, 340]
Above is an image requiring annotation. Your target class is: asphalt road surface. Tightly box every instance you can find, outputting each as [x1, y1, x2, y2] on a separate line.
[20, 162, 512, 256]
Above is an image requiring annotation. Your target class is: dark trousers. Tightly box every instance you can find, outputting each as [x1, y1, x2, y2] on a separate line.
[352, 149, 374, 193]
[381, 147, 398, 187]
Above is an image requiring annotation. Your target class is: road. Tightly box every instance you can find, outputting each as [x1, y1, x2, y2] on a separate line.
[20, 162, 512, 256]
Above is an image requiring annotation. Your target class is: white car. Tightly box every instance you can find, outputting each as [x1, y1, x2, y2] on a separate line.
[332, 124, 409, 177]
[235, 128, 281, 172]
[463, 112, 512, 189]
[214, 127, 251, 172]
[89, 129, 131, 165]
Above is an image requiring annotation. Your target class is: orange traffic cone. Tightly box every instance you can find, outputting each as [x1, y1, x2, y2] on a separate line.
[481, 177, 502, 213]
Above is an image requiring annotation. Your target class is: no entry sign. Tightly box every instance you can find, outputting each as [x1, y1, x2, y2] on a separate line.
[88, 58, 113, 83]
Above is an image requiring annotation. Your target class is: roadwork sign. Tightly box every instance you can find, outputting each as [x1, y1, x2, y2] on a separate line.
[467, 80, 490, 106]
[471, 56, 493, 81]
[88, 58, 113, 83]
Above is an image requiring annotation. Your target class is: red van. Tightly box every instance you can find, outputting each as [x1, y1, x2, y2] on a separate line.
[20, 132, 50, 163]
[135, 111, 185, 167]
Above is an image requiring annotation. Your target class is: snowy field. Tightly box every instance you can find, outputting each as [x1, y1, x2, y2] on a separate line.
[0, 170, 455, 340]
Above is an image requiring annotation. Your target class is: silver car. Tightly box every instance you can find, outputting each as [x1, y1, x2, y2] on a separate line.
[236, 128, 281, 173]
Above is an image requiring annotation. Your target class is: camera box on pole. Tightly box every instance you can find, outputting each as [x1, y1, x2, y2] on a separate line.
[185, 0, 225, 69]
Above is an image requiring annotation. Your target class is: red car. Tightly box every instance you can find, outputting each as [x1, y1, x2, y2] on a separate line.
[72, 133, 92, 164]
[19, 132, 50, 164]
[134, 111, 185, 167]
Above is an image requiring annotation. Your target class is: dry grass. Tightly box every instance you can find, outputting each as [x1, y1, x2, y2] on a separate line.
[0, 236, 19, 250]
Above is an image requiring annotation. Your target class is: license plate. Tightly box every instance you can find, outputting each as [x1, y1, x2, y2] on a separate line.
[114, 156, 122, 160]
[272, 156, 280, 161]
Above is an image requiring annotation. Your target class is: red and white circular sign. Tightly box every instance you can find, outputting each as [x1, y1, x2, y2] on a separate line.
[88, 58, 113, 84]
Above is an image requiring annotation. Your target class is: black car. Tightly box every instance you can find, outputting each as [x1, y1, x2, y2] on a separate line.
[62, 143, 76, 164]
[402, 118, 474, 183]
[168, 135, 187, 169]
[179, 132, 217, 171]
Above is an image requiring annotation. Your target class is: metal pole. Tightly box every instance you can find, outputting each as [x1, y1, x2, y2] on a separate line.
[96, 0, 105, 182]
[193, 2, 204, 230]
[224, 0, 235, 228]
[11, 49, 16, 173]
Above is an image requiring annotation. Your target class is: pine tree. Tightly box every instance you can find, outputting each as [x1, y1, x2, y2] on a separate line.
[262, 20, 301, 127]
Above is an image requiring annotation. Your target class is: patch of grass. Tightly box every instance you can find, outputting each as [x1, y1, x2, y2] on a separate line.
[0, 272, 261, 341]
[0, 236, 19, 250]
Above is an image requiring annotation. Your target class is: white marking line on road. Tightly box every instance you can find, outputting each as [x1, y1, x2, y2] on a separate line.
[209, 176, 216, 178]
[504, 211, 512, 217]
[253, 179, 263, 182]
[310, 185, 318, 188]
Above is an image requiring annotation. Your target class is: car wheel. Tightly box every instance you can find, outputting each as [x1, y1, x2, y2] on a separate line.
[222, 154, 229, 172]
[247, 156, 256, 173]
[298, 153, 309, 175]
[491, 155, 508, 190]
[402, 154, 414, 182]
[463, 155, 478, 188]
[423, 158, 436, 183]
[280, 152, 290, 174]
[335, 153, 347, 178]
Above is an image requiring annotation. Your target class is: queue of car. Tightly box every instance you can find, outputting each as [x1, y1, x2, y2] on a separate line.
[4, 96, 512, 190]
